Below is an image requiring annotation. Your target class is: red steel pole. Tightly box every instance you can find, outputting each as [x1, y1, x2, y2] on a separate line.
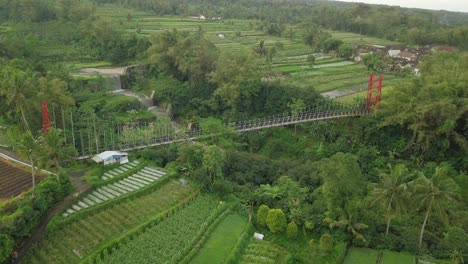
[42, 101, 51, 135]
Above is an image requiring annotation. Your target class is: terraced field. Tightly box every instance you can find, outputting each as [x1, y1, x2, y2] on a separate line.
[24, 180, 195, 264]
[97, 195, 224, 264]
[63, 163, 166, 217]
[101, 160, 140, 180]
[240, 238, 283, 264]
[93, 4, 405, 96]
[0, 158, 44, 199]
[190, 214, 248, 264]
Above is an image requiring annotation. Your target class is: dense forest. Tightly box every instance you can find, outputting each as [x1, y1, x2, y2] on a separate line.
[0, 0, 467, 263]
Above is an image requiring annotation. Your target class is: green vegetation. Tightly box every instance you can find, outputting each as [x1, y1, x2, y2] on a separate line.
[23, 181, 194, 263]
[343, 247, 379, 264]
[240, 238, 284, 264]
[97, 195, 222, 264]
[190, 214, 248, 264]
[344, 247, 415, 264]
[0, 0, 466, 263]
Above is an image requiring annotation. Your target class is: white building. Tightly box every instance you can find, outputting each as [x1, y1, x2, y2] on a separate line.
[92, 151, 129, 166]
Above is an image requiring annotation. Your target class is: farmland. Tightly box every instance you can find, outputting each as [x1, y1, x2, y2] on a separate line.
[190, 214, 248, 264]
[343, 247, 416, 264]
[92, 4, 405, 96]
[0, 158, 44, 199]
[97, 195, 224, 264]
[240, 238, 284, 264]
[23, 180, 195, 263]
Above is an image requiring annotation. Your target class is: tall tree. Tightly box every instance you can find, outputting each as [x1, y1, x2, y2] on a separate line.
[413, 167, 459, 249]
[40, 128, 77, 181]
[202, 145, 226, 190]
[12, 131, 43, 196]
[318, 152, 364, 218]
[324, 201, 368, 246]
[380, 53, 468, 159]
[0, 65, 35, 131]
[371, 164, 411, 237]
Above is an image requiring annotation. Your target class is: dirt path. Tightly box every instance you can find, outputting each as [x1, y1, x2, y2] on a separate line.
[0, 149, 91, 263]
[16, 171, 91, 263]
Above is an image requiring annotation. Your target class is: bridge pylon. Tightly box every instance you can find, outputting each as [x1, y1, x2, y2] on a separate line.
[42, 101, 51, 135]
[366, 74, 383, 111]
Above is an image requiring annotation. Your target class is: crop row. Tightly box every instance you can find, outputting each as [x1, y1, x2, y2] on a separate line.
[240, 238, 281, 264]
[95, 195, 225, 264]
[24, 180, 194, 264]
[0, 158, 44, 199]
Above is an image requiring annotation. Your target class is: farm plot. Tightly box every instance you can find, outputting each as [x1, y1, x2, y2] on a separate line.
[381, 249, 415, 264]
[0, 158, 44, 199]
[24, 180, 195, 264]
[92, 5, 406, 98]
[343, 247, 379, 264]
[97, 195, 224, 264]
[343, 248, 416, 264]
[240, 238, 283, 264]
[190, 214, 248, 264]
[62, 164, 166, 217]
[101, 160, 140, 180]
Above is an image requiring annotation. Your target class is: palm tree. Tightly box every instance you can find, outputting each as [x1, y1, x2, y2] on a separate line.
[40, 128, 77, 181]
[0, 66, 35, 132]
[371, 164, 411, 237]
[324, 201, 368, 245]
[15, 131, 42, 196]
[412, 167, 459, 249]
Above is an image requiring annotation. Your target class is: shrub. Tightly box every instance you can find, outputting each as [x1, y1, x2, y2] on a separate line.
[319, 234, 333, 256]
[287, 222, 298, 239]
[266, 209, 287, 233]
[0, 233, 13, 263]
[303, 220, 315, 235]
[256, 204, 270, 227]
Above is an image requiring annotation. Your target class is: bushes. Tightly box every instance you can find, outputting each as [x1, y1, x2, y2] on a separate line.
[287, 222, 298, 239]
[266, 209, 287, 234]
[0, 234, 13, 263]
[256, 204, 270, 227]
[0, 175, 71, 260]
[319, 234, 334, 255]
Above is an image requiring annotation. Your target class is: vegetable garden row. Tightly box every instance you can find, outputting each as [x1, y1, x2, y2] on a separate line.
[24, 180, 195, 264]
[95, 195, 225, 264]
[0, 158, 43, 199]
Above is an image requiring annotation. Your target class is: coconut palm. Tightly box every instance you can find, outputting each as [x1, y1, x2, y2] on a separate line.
[0, 66, 35, 131]
[324, 201, 368, 245]
[40, 128, 77, 181]
[371, 164, 411, 237]
[412, 167, 459, 249]
[14, 131, 42, 196]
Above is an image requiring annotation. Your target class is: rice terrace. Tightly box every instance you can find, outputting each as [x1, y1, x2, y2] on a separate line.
[0, 0, 466, 264]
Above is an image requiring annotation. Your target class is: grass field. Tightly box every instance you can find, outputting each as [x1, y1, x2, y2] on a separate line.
[343, 247, 379, 264]
[381, 249, 415, 264]
[343, 247, 415, 264]
[337, 85, 396, 103]
[327, 30, 402, 46]
[190, 214, 248, 264]
[24, 180, 195, 264]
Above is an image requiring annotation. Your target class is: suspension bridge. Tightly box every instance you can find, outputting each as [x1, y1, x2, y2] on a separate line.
[68, 100, 370, 160]
[38, 75, 382, 160]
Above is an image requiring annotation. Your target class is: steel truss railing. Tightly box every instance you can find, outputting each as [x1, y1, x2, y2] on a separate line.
[75, 100, 368, 160]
